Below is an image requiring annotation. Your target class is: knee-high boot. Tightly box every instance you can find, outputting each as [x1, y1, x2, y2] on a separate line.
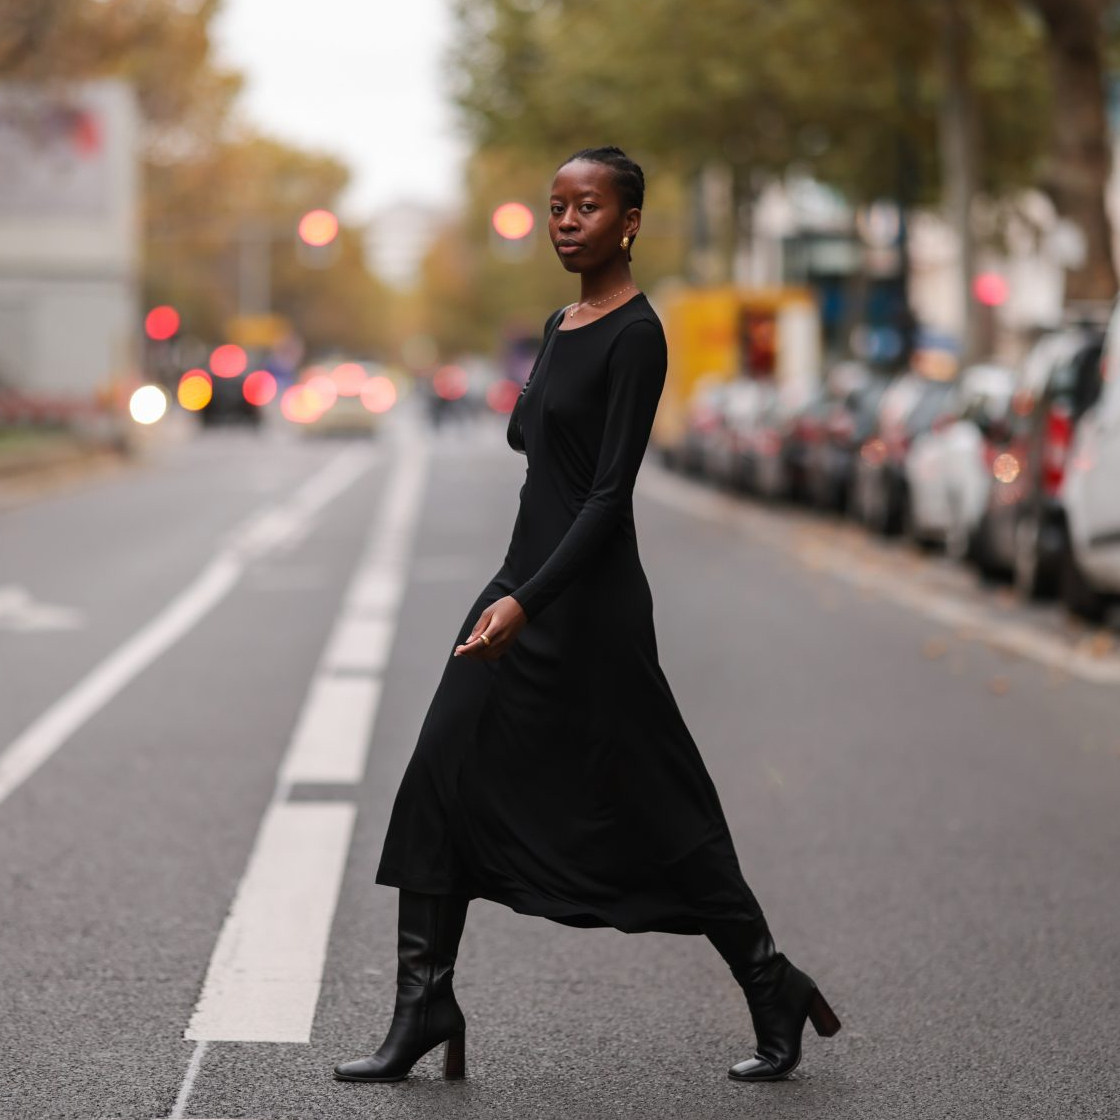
[334, 889, 470, 1083]
[704, 913, 841, 1081]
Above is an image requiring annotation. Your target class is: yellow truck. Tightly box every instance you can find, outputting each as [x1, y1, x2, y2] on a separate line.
[649, 285, 822, 458]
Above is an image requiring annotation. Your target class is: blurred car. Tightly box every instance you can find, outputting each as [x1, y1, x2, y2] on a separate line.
[904, 363, 1016, 556]
[703, 378, 779, 490]
[778, 389, 833, 503]
[1060, 310, 1120, 621]
[201, 370, 263, 428]
[745, 391, 794, 501]
[806, 366, 890, 513]
[678, 379, 730, 477]
[852, 372, 955, 537]
[973, 328, 1105, 593]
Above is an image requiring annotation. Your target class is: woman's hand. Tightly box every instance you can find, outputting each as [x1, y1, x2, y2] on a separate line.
[453, 595, 527, 660]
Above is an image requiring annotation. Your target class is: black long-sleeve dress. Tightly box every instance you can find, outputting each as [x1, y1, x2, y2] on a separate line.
[375, 294, 761, 934]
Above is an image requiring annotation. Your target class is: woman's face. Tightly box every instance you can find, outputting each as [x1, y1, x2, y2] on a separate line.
[548, 160, 640, 273]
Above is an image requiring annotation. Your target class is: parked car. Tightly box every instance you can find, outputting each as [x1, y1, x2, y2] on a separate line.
[778, 389, 834, 503]
[974, 328, 1105, 594]
[1059, 312, 1120, 621]
[904, 363, 1016, 556]
[806, 368, 891, 514]
[703, 378, 780, 490]
[678, 379, 729, 477]
[852, 373, 956, 537]
[746, 391, 794, 501]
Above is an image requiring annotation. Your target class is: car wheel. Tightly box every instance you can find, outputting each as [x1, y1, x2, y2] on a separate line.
[1014, 513, 1057, 600]
[1059, 527, 1110, 623]
[971, 513, 1005, 582]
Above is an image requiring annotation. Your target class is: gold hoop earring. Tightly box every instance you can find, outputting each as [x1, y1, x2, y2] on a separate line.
[621, 236, 630, 251]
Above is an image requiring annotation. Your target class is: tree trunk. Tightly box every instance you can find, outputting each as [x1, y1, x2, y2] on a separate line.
[939, 0, 982, 362]
[1030, 0, 1117, 300]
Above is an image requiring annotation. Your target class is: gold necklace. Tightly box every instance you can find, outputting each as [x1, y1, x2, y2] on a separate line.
[567, 284, 637, 318]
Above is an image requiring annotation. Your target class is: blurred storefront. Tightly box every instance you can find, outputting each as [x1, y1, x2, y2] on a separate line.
[0, 81, 139, 411]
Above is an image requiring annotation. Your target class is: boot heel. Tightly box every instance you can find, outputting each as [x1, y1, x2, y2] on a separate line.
[442, 1030, 466, 1080]
[807, 988, 841, 1037]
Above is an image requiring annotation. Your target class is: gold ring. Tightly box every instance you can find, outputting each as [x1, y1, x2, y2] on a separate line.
[478, 633, 491, 647]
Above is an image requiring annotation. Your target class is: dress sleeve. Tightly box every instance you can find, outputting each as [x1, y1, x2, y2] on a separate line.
[510, 318, 667, 620]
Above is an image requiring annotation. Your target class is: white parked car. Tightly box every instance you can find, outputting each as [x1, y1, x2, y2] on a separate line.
[1061, 309, 1120, 621]
[904, 363, 1016, 557]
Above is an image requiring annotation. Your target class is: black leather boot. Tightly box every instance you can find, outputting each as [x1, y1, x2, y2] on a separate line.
[334, 889, 470, 1083]
[704, 914, 841, 1081]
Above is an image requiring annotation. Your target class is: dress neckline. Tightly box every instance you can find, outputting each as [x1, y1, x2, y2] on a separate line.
[556, 291, 647, 333]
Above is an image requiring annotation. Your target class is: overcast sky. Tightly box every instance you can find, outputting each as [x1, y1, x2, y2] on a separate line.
[212, 0, 467, 221]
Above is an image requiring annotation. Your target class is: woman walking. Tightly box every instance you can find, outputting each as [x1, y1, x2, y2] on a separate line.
[333, 146, 840, 1086]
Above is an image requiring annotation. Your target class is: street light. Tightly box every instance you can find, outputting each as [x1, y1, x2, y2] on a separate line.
[297, 208, 340, 269]
[298, 209, 340, 247]
[491, 202, 535, 262]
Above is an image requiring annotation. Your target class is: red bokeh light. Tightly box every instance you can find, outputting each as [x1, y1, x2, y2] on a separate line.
[433, 365, 469, 401]
[280, 384, 324, 424]
[298, 209, 339, 247]
[210, 344, 248, 379]
[491, 202, 535, 240]
[304, 373, 339, 412]
[242, 369, 277, 407]
[486, 380, 522, 414]
[146, 305, 180, 341]
[360, 375, 398, 414]
[331, 362, 367, 397]
[973, 272, 1009, 308]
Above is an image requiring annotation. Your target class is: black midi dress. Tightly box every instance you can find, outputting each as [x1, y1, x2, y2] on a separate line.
[376, 293, 762, 934]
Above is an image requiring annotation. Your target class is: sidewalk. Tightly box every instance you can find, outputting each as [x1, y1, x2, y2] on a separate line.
[0, 429, 128, 506]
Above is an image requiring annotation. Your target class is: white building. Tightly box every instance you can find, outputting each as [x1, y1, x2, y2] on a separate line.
[0, 80, 140, 405]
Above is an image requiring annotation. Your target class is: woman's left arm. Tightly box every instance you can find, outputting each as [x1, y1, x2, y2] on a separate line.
[509, 317, 668, 621]
[456, 318, 666, 659]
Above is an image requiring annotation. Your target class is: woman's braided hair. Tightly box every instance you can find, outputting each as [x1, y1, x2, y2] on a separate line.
[560, 146, 644, 260]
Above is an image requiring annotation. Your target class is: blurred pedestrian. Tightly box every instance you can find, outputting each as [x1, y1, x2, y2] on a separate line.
[334, 146, 841, 1086]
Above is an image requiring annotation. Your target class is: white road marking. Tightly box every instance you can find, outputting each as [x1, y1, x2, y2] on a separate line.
[185, 802, 357, 1043]
[167, 1041, 207, 1120]
[0, 584, 85, 632]
[639, 464, 1120, 685]
[322, 616, 396, 674]
[177, 429, 430, 1081]
[0, 448, 376, 811]
[346, 568, 404, 615]
[280, 676, 383, 785]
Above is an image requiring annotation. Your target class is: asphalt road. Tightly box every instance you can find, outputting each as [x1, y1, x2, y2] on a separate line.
[1, 411, 1118, 1120]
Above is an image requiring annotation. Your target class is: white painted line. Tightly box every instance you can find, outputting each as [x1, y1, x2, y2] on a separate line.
[167, 1040, 207, 1120]
[0, 448, 377, 811]
[322, 616, 396, 674]
[0, 557, 239, 809]
[346, 568, 404, 615]
[280, 676, 383, 785]
[640, 464, 1120, 685]
[186, 802, 356, 1043]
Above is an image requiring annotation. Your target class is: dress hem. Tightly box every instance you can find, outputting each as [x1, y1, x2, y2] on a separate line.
[375, 867, 748, 936]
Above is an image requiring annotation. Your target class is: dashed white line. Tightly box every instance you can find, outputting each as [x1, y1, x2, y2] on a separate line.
[280, 676, 384, 785]
[179, 432, 428, 1066]
[185, 801, 358, 1043]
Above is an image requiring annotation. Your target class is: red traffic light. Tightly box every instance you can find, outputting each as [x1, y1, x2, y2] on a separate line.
[298, 209, 339, 247]
[145, 305, 180, 341]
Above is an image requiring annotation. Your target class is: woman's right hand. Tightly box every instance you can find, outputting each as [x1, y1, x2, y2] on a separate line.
[453, 596, 527, 659]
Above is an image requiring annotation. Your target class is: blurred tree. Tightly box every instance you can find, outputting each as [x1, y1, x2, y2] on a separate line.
[1023, 0, 1117, 299]
[1, 0, 391, 357]
[452, 0, 1050, 280]
[407, 147, 689, 359]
